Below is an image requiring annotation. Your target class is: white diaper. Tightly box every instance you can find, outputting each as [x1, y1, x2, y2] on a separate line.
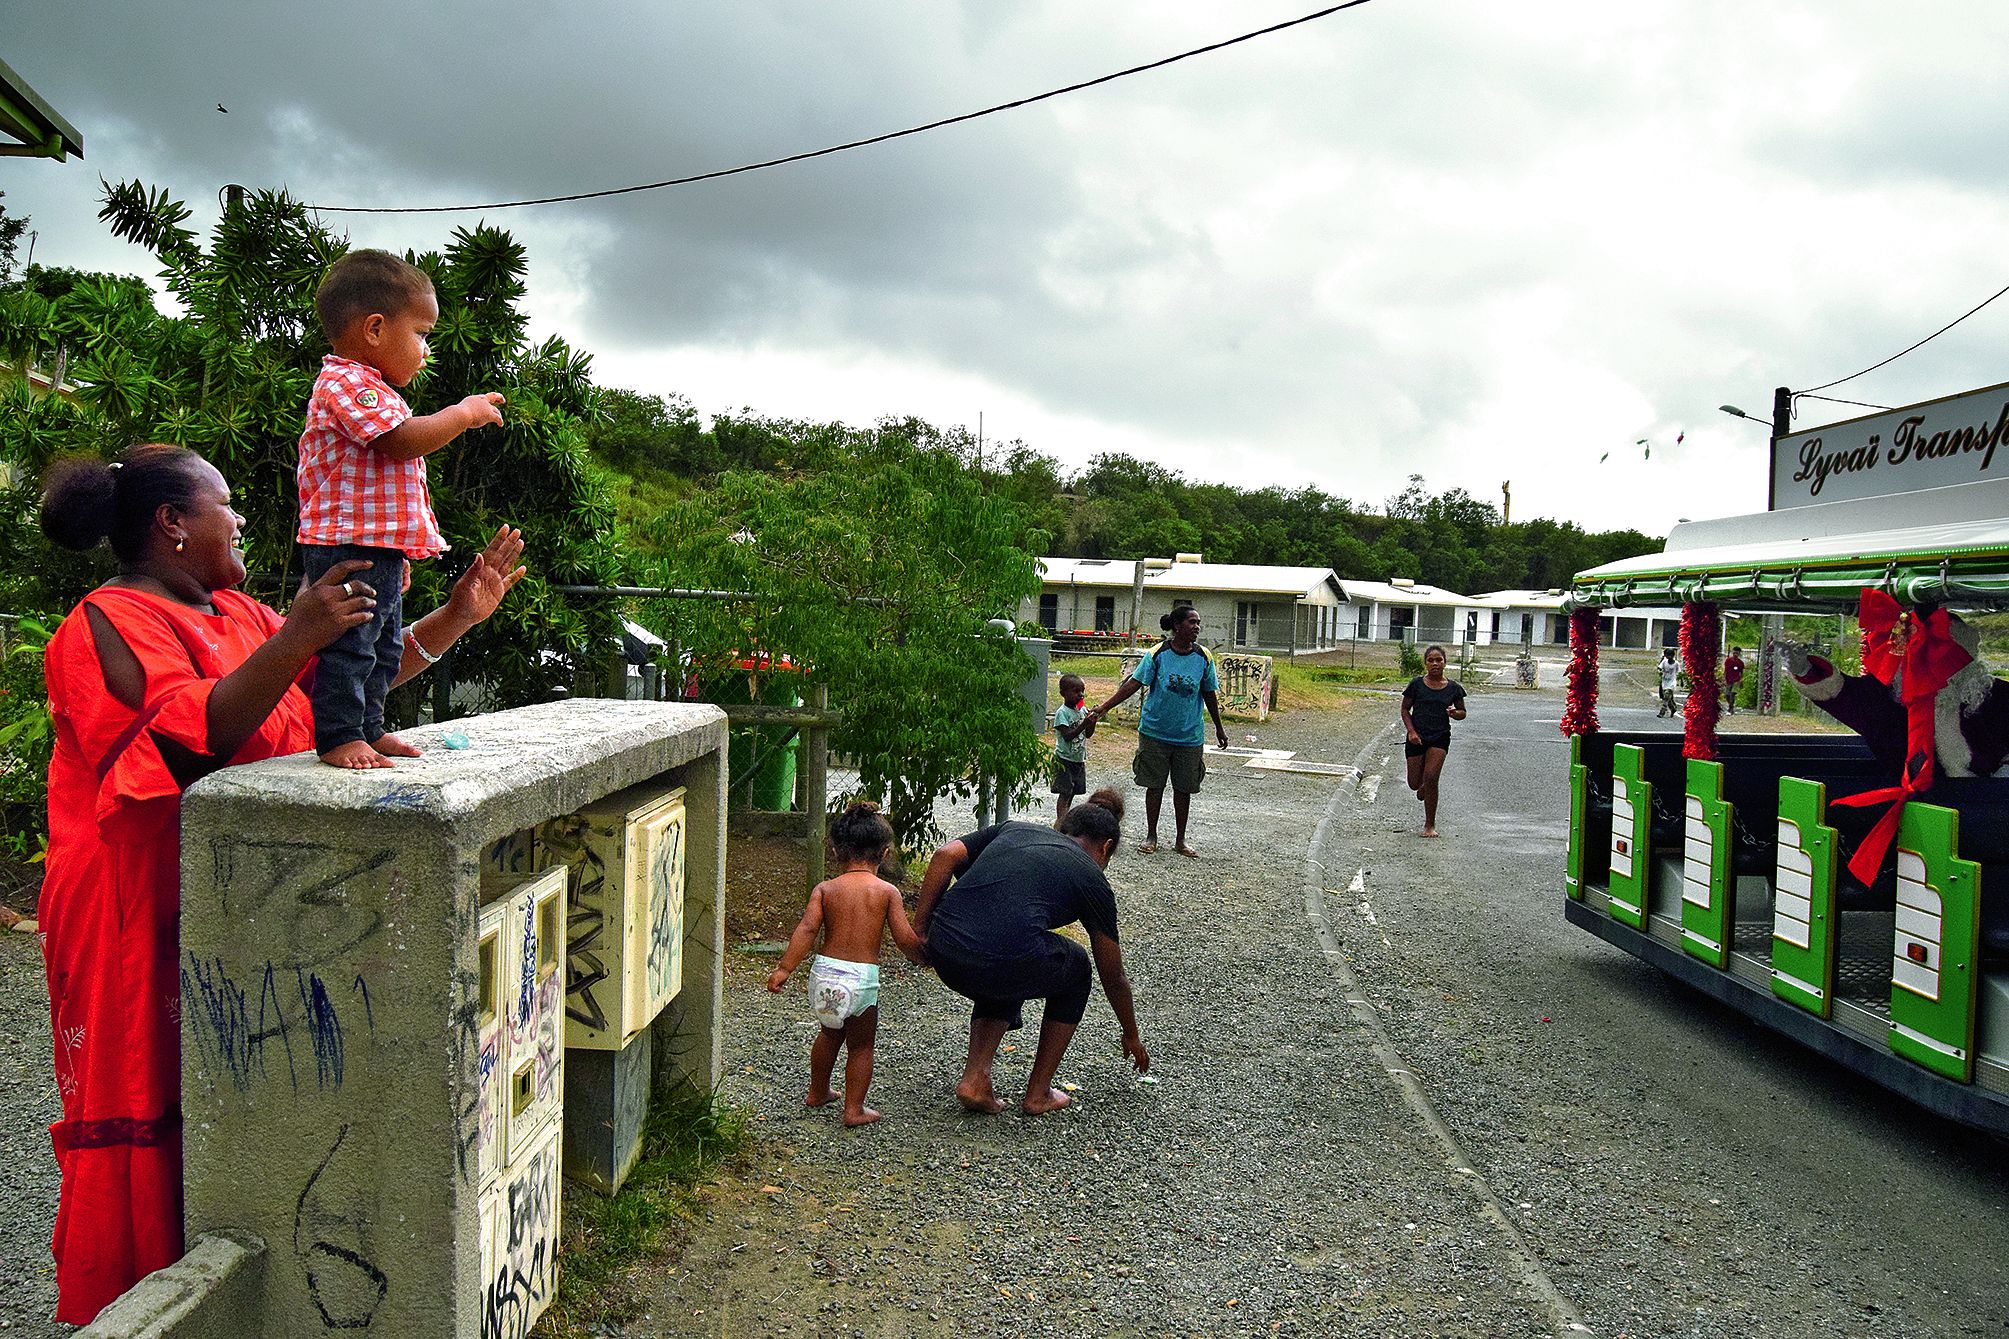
[810, 955, 881, 1029]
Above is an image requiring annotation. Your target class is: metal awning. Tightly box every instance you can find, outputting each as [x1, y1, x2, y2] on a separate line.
[1572, 477, 2009, 610]
[0, 57, 83, 161]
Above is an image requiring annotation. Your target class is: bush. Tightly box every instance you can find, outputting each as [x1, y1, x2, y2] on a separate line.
[1398, 641, 1425, 677]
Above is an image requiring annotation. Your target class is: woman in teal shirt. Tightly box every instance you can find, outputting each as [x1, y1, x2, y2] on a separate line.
[1086, 605, 1228, 856]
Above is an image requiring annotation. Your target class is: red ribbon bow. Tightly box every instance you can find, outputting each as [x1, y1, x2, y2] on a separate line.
[1829, 591, 1971, 886]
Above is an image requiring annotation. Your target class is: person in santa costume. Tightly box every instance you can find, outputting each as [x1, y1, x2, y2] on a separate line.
[1786, 608, 2009, 780]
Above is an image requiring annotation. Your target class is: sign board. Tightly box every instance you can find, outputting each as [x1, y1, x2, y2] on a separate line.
[1771, 379, 2009, 509]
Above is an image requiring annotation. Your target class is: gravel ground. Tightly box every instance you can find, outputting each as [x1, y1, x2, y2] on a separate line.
[0, 926, 61, 1335]
[621, 697, 1578, 1337]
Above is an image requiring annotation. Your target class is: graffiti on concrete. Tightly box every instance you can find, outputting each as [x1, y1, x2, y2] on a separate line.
[182, 955, 371, 1094]
[294, 1122, 389, 1330]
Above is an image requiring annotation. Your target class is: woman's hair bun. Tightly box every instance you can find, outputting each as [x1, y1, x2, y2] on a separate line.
[1085, 787, 1125, 820]
[39, 456, 120, 551]
[40, 444, 203, 563]
[843, 799, 881, 816]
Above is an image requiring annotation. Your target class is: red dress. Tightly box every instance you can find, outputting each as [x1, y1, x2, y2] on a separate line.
[40, 586, 313, 1324]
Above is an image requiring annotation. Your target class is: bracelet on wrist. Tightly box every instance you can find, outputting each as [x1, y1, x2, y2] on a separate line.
[406, 627, 443, 665]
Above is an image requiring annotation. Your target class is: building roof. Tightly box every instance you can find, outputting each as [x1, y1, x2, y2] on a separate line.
[1039, 557, 1342, 600]
[1469, 589, 1568, 609]
[1335, 578, 1475, 608]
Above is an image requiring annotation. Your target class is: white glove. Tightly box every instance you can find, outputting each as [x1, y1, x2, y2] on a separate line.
[1778, 641, 1817, 678]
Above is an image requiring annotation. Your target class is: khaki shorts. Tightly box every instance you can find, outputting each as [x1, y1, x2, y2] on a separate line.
[1133, 732, 1206, 794]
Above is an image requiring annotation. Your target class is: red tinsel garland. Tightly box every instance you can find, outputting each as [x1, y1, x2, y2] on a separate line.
[1560, 605, 1601, 736]
[1680, 601, 1721, 760]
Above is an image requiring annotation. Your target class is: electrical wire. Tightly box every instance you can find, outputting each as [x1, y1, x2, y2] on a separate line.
[1799, 279, 2009, 395]
[1796, 393, 1890, 411]
[306, 1, 1376, 215]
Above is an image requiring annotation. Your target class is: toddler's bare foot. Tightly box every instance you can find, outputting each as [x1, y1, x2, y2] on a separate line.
[805, 1087, 841, 1109]
[843, 1106, 882, 1127]
[955, 1078, 1003, 1114]
[1022, 1087, 1074, 1115]
[371, 733, 422, 758]
[321, 741, 392, 770]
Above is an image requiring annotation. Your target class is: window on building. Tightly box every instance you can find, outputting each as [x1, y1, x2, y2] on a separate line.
[1094, 595, 1116, 632]
[1037, 593, 1058, 631]
[1236, 601, 1255, 646]
[1357, 606, 1372, 639]
[1389, 607, 1415, 641]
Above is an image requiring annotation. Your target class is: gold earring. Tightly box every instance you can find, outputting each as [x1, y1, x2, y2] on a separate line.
[175, 539, 185, 552]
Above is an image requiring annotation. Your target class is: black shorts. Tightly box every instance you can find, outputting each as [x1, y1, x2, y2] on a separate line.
[1404, 733, 1451, 758]
[932, 934, 1093, 1032]
[1050, 757, 1087, 797]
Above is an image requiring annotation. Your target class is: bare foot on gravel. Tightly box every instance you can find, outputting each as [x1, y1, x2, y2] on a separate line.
[843, 1107, 882, 1127]
[320, 741, 392, 769]
[371, 733, 422, 758]
[805, 1087, 841, 1109]
[1420, 827, 1440, 838]
[1023, 1087, 1074, 1115]
[1176, 844, 1200, 858]
[955, 1081, 1004, 1114]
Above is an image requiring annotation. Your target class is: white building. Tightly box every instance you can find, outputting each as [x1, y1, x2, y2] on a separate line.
[1470, 590, 1695, 650]
[1025, 556, 1350, 653]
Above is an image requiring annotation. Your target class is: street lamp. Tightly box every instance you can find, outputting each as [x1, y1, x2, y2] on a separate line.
[1717, 387, 1794, 437]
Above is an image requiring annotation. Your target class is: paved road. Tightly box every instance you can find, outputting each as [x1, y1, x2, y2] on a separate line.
[1324, 688, 2009, 1337]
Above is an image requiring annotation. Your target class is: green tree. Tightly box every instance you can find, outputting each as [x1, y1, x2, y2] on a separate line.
[0, 181, 621, 721]
[637, 423, 1047, 850]
[0, 194, 27, 286]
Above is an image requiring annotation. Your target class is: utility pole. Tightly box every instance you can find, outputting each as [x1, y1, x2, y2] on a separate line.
[1501, 480, 1511, 525]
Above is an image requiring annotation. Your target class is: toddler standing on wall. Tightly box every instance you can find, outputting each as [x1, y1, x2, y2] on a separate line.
[298, 250, 505, 768]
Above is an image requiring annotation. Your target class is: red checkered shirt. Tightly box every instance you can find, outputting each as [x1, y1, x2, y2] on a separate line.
[296, 356, 448, 557]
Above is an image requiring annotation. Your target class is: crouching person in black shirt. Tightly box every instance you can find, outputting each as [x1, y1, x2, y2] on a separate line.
[913, 789, 1150, 1114]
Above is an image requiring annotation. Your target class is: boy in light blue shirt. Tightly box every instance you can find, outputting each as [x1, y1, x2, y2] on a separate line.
[1051, 672, 1094, 821]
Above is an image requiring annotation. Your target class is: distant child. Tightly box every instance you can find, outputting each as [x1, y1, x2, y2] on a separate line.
[298, 249, 506, 769]
[1051, 672, 1095, 822]
[765, 802, 925, 1126]
[1657, 647, 1680, 717]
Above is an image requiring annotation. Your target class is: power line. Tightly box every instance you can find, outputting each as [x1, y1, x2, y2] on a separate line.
[1800, 279, 2009, 395]
[306, 1, 1377, 215]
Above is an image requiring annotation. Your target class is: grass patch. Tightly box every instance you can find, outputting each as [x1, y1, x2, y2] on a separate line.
[537, 1081, 751, 1337]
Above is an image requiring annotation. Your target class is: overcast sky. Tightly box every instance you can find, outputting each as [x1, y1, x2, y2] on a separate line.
[8, 1, 2009, 537]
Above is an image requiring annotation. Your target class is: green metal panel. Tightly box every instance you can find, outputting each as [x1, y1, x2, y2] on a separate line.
[1606, 744, 1651, 929]
[1887, 804, 1983, 1082]
[1564, 733, 1587, 900]
[1679, 758, 1733, 967]
[1769, 777, 1838, 1016]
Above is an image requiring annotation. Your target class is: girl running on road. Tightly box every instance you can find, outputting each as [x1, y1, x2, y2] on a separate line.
[1401, 644, 1467, 837]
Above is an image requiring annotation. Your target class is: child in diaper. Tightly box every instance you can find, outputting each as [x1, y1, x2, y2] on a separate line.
[766, 801, 926, 1126]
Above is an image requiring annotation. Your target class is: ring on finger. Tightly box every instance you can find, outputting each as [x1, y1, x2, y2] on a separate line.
[341, 581, 353, 597]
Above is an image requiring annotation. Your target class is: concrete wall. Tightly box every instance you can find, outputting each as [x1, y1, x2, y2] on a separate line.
[80, 1232, 265, 1339]
[176, 700, 726, 1339]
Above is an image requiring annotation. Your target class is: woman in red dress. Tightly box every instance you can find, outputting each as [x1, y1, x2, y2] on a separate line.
[36, 445, 525, 1323]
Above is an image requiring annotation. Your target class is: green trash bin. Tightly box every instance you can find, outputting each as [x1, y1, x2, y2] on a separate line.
[717, 656, 800, 811]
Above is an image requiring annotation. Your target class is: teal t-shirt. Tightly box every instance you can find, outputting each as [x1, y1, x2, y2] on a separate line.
[1132, 644, 1218, 745]
[1052, 702, 1087, 762]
